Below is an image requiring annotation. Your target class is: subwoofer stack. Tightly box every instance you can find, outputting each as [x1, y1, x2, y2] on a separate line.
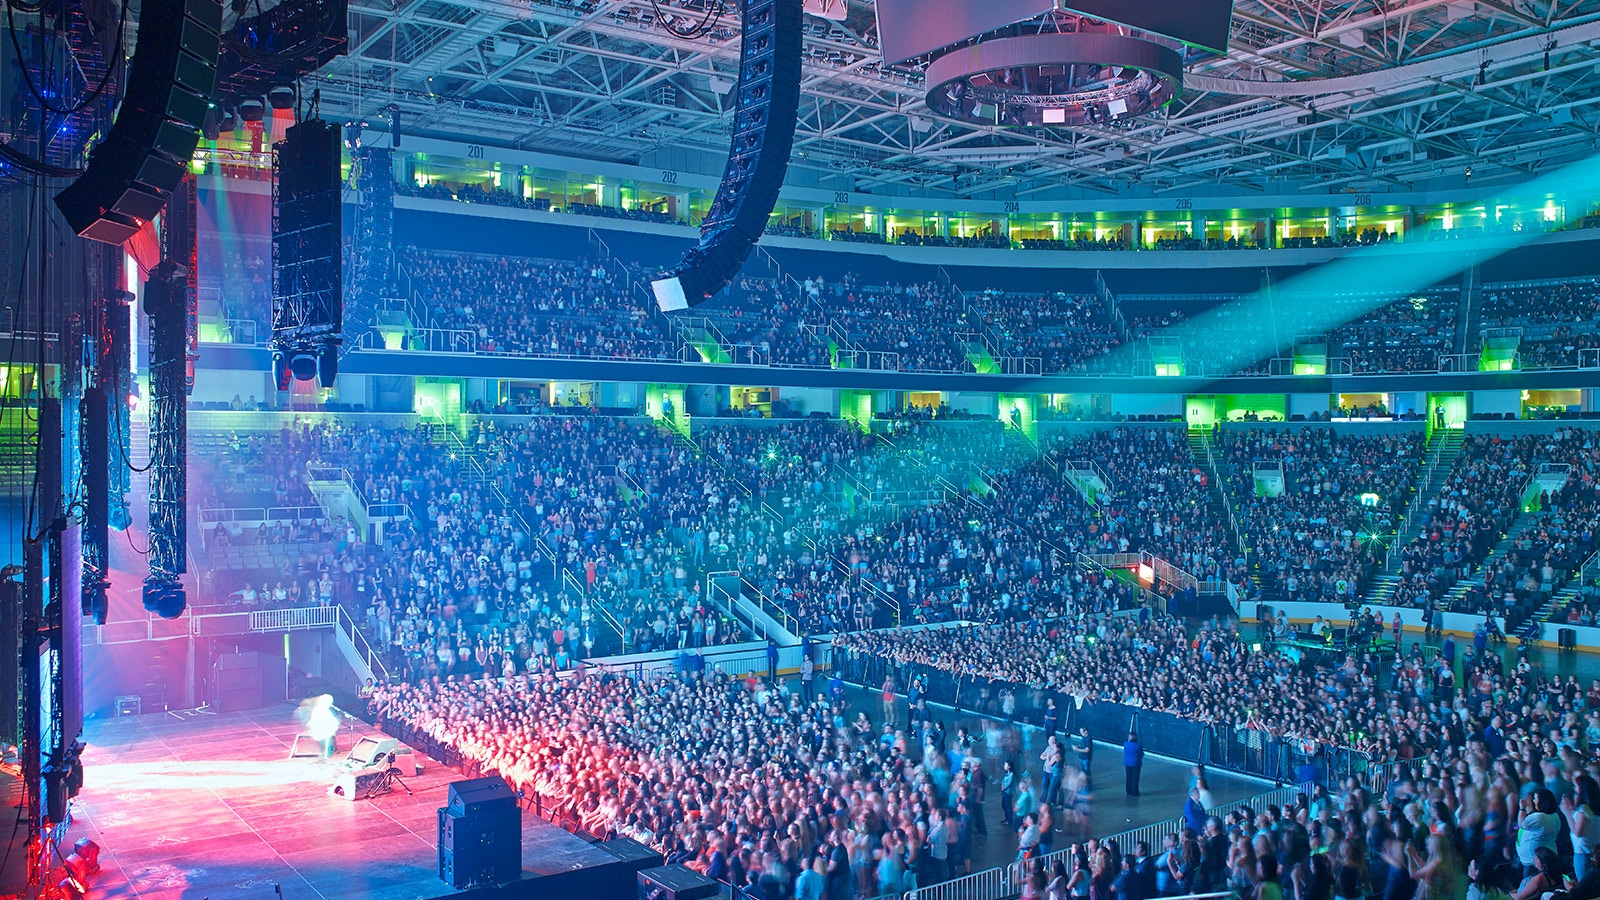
[437, 776, 521, 889]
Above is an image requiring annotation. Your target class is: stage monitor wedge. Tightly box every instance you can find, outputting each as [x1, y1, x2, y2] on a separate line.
[54, 0, 223, 245]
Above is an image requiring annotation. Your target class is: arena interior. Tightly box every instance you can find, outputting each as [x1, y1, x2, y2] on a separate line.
[8, 1, 1600, 900]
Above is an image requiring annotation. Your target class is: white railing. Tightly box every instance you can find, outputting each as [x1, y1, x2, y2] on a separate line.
[242, 604, 388, 682]
[835, 349, 902, 371]
[334, 604, 390, 683]
[198, 506, 330, 548]
[1065, 458, 1114, 495]
[1141, 550, 1201, 594]
[249, 606, 339, 631]
[1579, 548, 1600, 586]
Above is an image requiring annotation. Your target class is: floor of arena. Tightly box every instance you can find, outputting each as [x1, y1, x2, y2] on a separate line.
[68, 704, 486, 900]
[54, 693, 1266, 899]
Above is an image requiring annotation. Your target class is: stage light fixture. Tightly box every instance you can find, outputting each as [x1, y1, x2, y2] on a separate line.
[268, 85, 296, 109]
[73, 839, 101, 868]
[63, 851, 97, 882]
[141, 581, 187, 619]
[239, 97, 267, 122]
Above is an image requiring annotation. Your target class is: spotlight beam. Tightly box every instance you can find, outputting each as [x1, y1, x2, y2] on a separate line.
[1099, 151, 1600, 376]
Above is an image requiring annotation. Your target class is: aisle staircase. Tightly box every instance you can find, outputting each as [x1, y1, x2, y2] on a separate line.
[673, 317, 735, 364]
[1363, 430, 1465, 604]
[1186, 428, 1250, 563]
[1380, 430, 1465, 577]
[1431, 514, 1537, 610]
[1062, 459, 1111, 506]
[1456, 264, 1480, 356]
[1541, 550, 1599, 623]
[957, 333, 1000, 374]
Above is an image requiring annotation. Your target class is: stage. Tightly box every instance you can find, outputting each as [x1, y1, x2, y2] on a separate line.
[70, 703, 614, 900]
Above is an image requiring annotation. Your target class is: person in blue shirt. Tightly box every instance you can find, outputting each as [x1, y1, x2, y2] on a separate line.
[1073, 726, 1094, 784]
[1296, 759, 1320, 792]
[1183, 787, 1208, 833]
[1123, 732, 1144, 796]
[1111, 853, 1141, 900]
[795, 856, 826, 900]
[1134, 842, 1158, 900]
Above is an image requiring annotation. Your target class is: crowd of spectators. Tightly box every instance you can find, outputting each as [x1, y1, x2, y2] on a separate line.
[372, 666, 1005, 898]
[1119, 299, 1276, 377]
[1323, 291, 1458, 375]
[974, 290, 1123, 373]
[396, 179, 689, 224]
[404, 248, 676, 359]
[395, 179, 553, 212]
[197, 234, 271, 326]
[797, 275, 978, 373]
[836, 610, 1600, 900]
[1146, 236, 1268, 251]
[1218, 429, 1423, 602]
[370, 593, 1600, 900]
[1452, 436, 1600, 626]
[896, 231, 1010, 250]
[1387, 433, 1595, 615]
[1519, 332, 1585, 369]
[830, 229, 887, 245]
[1477, 279, 1600, 371]
[696, 276, 835, 368]
[1113, 290, 1459, 377]
[217, 407, 1600, 900]
[1042, 428, 1239, 588]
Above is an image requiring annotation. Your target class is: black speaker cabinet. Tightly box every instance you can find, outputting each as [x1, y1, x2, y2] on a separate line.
[447, 776, 516, 817]
[638, 865, 720, 900]
[600, 837, 663, 868]
[436, 805, 520, 889]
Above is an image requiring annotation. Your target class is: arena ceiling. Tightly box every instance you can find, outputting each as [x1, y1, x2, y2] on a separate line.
[310, 0, 1600, 198]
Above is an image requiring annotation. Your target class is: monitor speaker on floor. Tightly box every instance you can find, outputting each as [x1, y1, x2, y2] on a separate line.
[438, 776, 521, 889]
[638, 865, 720, 900]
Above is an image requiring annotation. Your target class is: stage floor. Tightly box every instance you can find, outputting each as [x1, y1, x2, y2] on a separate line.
[72, 703, 605, 900]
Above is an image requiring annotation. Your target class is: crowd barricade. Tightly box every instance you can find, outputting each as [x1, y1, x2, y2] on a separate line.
[833, 648, 1382, 787]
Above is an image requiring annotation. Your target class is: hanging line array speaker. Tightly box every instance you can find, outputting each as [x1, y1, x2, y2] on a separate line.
[54, 0, 223, 245]
[652, 0, 802, 311]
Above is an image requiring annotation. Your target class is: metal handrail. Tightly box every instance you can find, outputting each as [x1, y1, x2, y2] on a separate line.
[1141, 550, 1201, 594]
[1384, 430, 1457, 572]
[585, 595, 629, 652]
[705, 572, 762, 641]
[742, 579, 802, 638]
[337, 604, 391, 682]
[834, 348, 903, 371]
[1580, 547, 1600, 585]
[249, 607, 339, 630]
[1194, 428, 1247, 563]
